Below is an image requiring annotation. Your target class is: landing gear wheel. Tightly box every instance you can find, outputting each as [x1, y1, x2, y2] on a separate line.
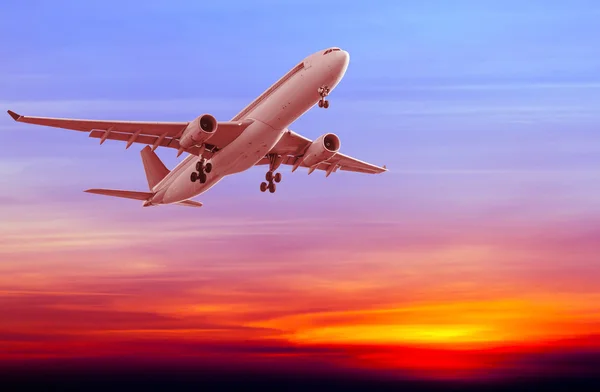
[318, 86, 330, 109]
[196, 161, 203, 172]
[260, 182, 268, 192]
[274, 172, 282, 183]
[268, 182, 276, 193]
[204, 162, 213, 173]
[199, 173, 207, 184]
[190, 172, 198, 182]
[266, 171, 274, 182]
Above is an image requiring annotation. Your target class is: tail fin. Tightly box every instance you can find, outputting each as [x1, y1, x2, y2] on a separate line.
[140, 145, 170, 190]
[85, 189, 153, 200]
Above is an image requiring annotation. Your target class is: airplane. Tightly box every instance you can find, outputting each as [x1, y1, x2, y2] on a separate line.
[6, 47, 387, 208]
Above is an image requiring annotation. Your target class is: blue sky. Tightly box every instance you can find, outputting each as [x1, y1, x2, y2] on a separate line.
[1, 0, 599, 220]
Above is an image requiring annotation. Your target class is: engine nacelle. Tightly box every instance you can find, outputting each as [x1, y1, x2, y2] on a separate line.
[179, 114, 218, 149]
[302, 133, 341, 167]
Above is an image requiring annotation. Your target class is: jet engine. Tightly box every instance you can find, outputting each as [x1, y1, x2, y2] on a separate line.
[302, 133, 341, 167]
[179, 114, 218, 149]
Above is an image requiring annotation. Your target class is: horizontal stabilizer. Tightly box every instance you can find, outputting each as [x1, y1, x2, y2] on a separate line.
[175, 199, 203, 208]
[84, 188, 153, 201]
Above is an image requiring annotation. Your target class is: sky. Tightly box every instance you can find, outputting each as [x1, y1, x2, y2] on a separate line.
[1, 0, 600, 386]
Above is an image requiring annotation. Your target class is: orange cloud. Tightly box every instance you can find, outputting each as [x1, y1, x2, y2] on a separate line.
[253, 296, 600, 348]
[2, 198, 600, 380]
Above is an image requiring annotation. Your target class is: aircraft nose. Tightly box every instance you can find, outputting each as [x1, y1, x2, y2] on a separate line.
[320, 48, 350, 89]
[334, 50, 350, 76]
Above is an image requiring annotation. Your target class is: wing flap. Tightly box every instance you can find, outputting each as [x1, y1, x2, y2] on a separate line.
[88, 129, 185, 149]
[89, 129, 169, 145]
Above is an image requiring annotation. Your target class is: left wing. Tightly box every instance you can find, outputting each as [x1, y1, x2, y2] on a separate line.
[6, 110, 253, 156]
[257, 130, 387, 175]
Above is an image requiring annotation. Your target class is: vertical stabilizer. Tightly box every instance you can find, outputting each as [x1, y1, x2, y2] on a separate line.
[140, 146, 170, 190]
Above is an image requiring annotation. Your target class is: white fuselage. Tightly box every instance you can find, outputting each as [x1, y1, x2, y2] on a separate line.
[149, 48, 350, 205]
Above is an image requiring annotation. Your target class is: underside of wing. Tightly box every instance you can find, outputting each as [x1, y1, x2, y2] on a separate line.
[260, 130, 387, 175]
[7, 110, 253, 156]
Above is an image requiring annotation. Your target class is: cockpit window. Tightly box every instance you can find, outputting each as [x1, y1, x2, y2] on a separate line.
[323, 48, 341, 55]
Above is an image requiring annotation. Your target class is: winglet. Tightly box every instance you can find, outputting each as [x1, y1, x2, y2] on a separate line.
[7, 110, 21, 121]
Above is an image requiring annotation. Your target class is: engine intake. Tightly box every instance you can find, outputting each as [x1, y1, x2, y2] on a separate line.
[179, 114, 217, 149]
[302, 133, 341, 167]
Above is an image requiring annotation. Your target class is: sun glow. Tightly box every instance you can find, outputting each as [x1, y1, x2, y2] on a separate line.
[252, 297, 600, 348]
[291, 324, 495, 345]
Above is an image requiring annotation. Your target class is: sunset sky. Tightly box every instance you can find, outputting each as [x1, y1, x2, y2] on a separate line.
[2, 0, 600, 386]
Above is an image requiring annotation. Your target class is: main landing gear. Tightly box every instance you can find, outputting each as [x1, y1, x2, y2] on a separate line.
[260, 154, 283, 193]
[318, 86, 330, 109]
[190, 157, 212, 184]
[260, 171, 282, 193]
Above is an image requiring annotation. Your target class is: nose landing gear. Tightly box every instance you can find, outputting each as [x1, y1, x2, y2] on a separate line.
[318, 86, 330, 109]
[191, 157, 212, 184]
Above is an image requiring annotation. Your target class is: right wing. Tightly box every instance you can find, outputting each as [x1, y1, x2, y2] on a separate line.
[7, 110, 253, 156]
[261, 130, 387, 175]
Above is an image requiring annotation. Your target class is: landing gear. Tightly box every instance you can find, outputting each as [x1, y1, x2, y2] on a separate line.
[260, 179, 278, 193]
[191, 171, 206, 184]
[260, 154, 283, 193]
[261, 170, 281, 193]
[191, 157, 211, 184]
[318, 100, 330, 108]
[318, 86, 330, 109]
